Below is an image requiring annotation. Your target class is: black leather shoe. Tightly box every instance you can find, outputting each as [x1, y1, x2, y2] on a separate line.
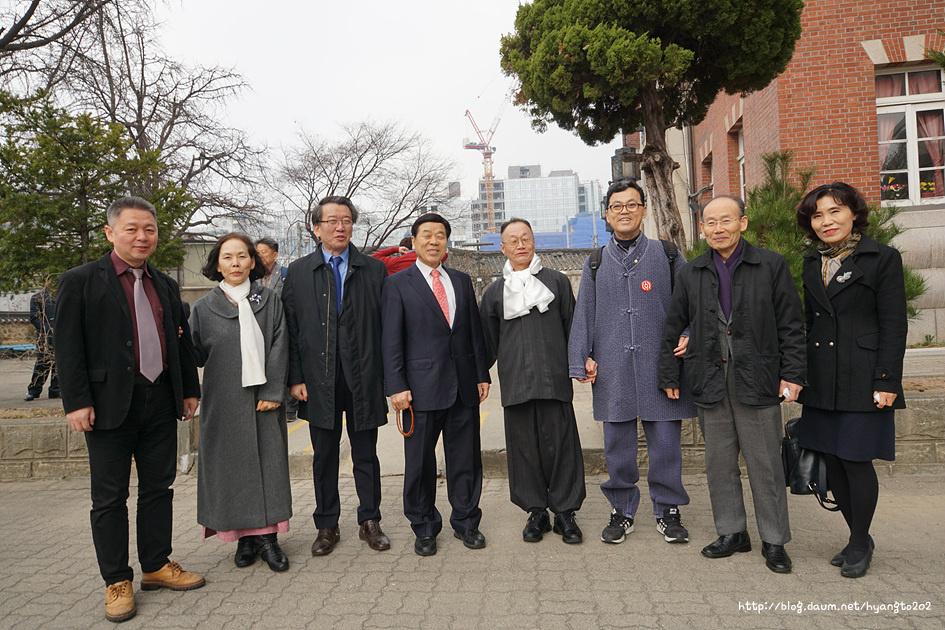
[553, 511, 583, 544]
[310, 528, 340, 556]
[840, 537, 875, 578]
[454, 529, 486, 549]
[234, 536, 257, 567]
[701, 532, 752, 558]
[359, 520, 391, 551]
[833, 535, 873, 568]
[23, 393, 37, 401]
[523, 510, 551, 543]
[255, 534, 289, 572]
[414, 536, 437, 556]
[761, 542, 792, 573]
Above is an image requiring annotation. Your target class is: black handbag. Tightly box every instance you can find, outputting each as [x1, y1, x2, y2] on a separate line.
[781, 417, 840, 511]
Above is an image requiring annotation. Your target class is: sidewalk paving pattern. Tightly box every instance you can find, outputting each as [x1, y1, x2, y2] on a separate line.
[1, 351, 943, 628]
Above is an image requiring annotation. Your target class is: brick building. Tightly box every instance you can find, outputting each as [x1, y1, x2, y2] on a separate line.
[689, 0, 945, 343]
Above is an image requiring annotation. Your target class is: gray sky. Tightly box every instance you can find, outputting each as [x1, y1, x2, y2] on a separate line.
[158, 0, 622, 201]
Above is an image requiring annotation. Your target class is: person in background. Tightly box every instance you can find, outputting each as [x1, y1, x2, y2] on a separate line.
[255, 237, 295, 420]
[25, 277, 60, 401]
[190, 233, 292, 573]
[372, 236, 448, 275]
[795, 182, 907, 578]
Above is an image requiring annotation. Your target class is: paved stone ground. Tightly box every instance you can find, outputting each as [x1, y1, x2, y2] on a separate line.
[1, 472, 942, 630]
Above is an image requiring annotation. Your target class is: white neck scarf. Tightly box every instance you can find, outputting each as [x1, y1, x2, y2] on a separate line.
[502, 254, 555, 320]
[219, 279, 267, 387]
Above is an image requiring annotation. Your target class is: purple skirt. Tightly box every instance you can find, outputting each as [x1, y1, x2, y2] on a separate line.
[798, 406, 895, 462]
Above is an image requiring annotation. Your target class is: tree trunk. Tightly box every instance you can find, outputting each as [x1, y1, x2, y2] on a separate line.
[634, 83, 688, 251]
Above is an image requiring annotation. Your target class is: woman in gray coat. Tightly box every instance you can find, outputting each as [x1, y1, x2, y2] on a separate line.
[190, 233, 292, 572]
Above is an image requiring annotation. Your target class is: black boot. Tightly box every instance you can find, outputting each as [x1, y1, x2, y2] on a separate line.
[255, 533, 289, 572]
[234, 536, 257, 567]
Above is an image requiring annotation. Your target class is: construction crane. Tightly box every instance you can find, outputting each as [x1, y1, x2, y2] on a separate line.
[464, 109, 501, 233]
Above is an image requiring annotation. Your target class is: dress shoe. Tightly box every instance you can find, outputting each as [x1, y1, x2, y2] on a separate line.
[23, 393, 37, 401]
[454, 528, 486, 549]
[523, 510, 551, 543]
[48, 391, 60, 399]
[761, 542, 792, 574]
[701, 532, 752, 558]
[553, 511, 583, 544]
[234, 536, 257, 567]
[255, 533, 289, 572]
[310, 528, 340, 556]
[359, 520, 391, 551]
[104, 580, 136, 623]
[140, 561, 206, 591]
[833, 535, 873, 568]
[841, 536, 875, 578]
[414, 536, 437, 556]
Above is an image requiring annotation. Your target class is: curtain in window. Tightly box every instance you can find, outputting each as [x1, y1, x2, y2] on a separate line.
[876, 74, 905, 98]
[916, 109, 944, 197]
[908, 71, 942, 95]
[877, 115, 896, 168]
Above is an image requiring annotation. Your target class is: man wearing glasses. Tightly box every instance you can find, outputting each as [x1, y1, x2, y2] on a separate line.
[569, 179, 696, 546]
[282, 195, 392, 557]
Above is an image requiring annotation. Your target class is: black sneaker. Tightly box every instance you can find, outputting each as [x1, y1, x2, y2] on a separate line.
[656, 507, 689, 543]
[600, 508, 634, 544]
[523, 509, 551, 542]
[553, 511, 583, 544]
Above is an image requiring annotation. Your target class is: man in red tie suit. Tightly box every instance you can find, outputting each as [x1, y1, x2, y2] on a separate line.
[381, 213, 492, 557]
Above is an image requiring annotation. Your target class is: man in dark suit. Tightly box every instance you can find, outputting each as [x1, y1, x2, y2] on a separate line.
[283, 195, 391, 557]
[381, 213, 491, 557]
[55, 197, 204, 623]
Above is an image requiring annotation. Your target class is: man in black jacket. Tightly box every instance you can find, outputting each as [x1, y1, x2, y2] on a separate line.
[659, 195, 805, 574]
[283, 196, 391, 557]
[55, 197, 204, 622]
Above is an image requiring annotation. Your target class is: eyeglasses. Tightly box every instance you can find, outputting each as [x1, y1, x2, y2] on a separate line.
[607, 202, 643, 213]
[318, 218, 353, 228]
[502, 236, 533, 247]
[702, 218, 740, 229]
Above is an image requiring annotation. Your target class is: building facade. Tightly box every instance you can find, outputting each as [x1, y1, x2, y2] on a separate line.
[689, 0, 945, 343]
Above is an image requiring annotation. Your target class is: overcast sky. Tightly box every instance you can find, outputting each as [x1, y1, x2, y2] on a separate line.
[157, 0, 622, 201]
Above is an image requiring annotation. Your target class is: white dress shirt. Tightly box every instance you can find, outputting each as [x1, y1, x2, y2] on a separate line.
[415, 259, 456, 327]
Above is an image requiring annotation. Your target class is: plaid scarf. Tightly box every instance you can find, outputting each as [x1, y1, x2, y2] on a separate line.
[818, 232, 861, 286]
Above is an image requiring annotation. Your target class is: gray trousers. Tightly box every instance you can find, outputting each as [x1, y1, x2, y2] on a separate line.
[698, 367, 791, 545]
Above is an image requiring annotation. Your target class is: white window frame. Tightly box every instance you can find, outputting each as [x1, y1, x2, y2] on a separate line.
[876, 65, 945, 206]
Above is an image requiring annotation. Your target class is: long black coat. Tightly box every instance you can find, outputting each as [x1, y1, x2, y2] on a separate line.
[282, 244, 388, 431]
[479, 267, 574, 407]
[54, 254, 200, 429]
[658, 240, 806, 407]
[799, 236, 907, 412]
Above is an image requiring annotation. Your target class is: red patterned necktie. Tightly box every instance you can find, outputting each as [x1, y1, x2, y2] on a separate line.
[430, 269, 449, 323]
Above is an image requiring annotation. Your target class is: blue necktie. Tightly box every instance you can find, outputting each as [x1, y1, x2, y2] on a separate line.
[330, 256, 343, 313]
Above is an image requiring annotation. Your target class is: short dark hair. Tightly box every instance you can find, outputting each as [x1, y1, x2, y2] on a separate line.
[500, 217, 532, 235]
[313, 195, 359, 225]
[398, 236, 413, 249]
[255, 236, 279, 252]
[201, 233, 267, 282]
[796, 182, 870, 241]
[701, 195, 746, 220]
[605, 179, 646, 208]
[411, 212, 451, 238]
[107, 196, 156, 226]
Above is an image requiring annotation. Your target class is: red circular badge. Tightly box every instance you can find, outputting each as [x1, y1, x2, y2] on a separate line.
[641, 280, 652, 291]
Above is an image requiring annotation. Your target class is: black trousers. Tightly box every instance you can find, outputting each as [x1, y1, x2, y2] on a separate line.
[84, 379, 177, 585]
[504, 399, 586, 514]
[309, 368, 381, 529]
[28, 343, 59, 396]
[403, 396, 482, 538]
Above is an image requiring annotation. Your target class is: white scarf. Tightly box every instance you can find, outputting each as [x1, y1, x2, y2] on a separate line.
[219, 279, 267, 387]
[502, 254, 555, 320]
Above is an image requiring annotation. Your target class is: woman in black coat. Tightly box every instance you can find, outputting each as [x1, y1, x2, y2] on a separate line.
[796, 182, 907, 578]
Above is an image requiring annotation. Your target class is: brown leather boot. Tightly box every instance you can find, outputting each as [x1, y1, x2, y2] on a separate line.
[140, 561, 206, 591]
[104, 580, 136, 623]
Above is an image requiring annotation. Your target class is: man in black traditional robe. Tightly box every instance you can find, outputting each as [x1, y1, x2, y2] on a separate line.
[480, 218, 586, 544]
